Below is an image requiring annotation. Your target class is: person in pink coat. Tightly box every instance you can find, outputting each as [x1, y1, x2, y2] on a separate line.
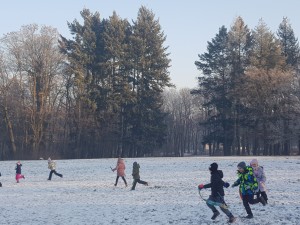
[250, 159, 268, 204]
[112, 157, 127, 187]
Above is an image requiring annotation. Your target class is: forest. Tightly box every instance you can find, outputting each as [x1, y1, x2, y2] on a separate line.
[0, 6, 299, 160]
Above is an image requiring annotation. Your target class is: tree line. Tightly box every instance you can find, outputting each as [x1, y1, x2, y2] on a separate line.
[0, 7, 299, 160]
[0, 7, 172, 159]
[193, 16, 300, 156]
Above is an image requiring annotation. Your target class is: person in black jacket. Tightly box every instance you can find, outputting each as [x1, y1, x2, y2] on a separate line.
[198, 163, 236, 223]
[15, 161, 25, 183]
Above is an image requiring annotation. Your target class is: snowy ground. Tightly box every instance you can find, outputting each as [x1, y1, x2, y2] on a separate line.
[0, 156, 299, 225]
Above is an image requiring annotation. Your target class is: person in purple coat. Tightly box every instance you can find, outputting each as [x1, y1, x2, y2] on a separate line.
[250, 159, 268, 204]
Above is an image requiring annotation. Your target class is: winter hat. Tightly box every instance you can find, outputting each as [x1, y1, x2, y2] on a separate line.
[209, 162, 218, 172]
[237, 161, 246, 169]
[250, 159, 258, 166]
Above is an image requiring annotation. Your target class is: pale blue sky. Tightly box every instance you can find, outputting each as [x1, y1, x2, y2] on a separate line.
[1, 1, 300, 88]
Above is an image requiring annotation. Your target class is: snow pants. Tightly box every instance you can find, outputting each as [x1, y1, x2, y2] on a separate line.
[256, 190, 268, 203]
[206, 195, 234, 218]
[16, 173, 25, 183]
[242, 194, 261, 216]
[131, 179, 147, 190]
[48, 170, 63, 180]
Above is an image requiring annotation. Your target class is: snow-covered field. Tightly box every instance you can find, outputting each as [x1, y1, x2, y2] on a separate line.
[0, 156, 299, 225]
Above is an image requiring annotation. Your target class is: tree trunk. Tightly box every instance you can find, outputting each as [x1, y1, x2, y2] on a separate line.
[3, 105, 17, 157]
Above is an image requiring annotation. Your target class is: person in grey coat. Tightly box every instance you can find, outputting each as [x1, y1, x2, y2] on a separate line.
[250, 159, 268, 204]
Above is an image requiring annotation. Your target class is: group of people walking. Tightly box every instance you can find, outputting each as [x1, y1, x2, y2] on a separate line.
[111, 157, 148, 190]
[198, 159, 268, 223]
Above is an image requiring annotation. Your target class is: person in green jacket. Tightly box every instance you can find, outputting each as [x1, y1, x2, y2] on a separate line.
[131, 162, 148, 190]
[231, 161, 266, 219]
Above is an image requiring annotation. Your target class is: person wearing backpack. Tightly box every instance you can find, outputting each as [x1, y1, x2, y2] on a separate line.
[231, 161, 266, 219]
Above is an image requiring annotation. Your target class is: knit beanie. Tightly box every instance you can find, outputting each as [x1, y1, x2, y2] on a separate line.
[209, 162, 218, 172]
[250, 159, 258, 166]
[237, 161, 246, 169]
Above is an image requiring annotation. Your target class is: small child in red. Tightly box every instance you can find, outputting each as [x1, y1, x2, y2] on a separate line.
[15, 161, 25, 183]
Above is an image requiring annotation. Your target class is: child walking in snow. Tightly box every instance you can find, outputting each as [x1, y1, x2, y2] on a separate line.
[198, 163, 236, 223]
[15, 161, 25, 183]
[47, 158, 63, 180]
[112, 157, 127, 187]
[250, 159, 268, 204]
[131, 162, 148, 190]
[231, 161, 266, 219]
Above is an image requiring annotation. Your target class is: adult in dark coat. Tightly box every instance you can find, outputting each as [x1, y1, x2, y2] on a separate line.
[198, 163, 236, 223]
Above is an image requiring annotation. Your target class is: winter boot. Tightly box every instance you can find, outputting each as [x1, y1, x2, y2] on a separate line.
[211, 211, 220, 220]
[260, 196, 266, 206]
[244, 214, 253, 219]
[228, 216, 236, 223]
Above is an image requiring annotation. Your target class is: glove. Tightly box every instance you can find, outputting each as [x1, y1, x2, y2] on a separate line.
[198, 184, 204, 190]
[231, 183, 236, 188]
[223, 182, 230, 188]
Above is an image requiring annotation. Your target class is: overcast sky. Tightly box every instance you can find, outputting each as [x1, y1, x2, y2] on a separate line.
[1, 1, 300, 89]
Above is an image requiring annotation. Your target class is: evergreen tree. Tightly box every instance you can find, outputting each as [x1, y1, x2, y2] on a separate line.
[277, 17, 300, 68]
[59, 8, 107, 158]
[227, 16, 253, 155]
[277, 17, 300, 155]
[129, 6, 171, 157]
[195, 26, 233, 155]
[103, 11, 133, 157]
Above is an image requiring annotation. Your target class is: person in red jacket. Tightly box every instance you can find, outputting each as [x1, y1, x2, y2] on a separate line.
[112, 157, 127, 187]
[198, 163, 236, 223]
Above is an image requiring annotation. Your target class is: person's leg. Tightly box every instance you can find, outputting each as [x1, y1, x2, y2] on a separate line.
[255, 190, 261, 200]
[205, 196, 221, 220]
[131, 179, 137, 190]
[136, 179, 148, 185]
[121, 176, 127, 186]
[261, 191, 268, 203]
[53, 170, 63, 178]
[115, 176, 120, 186]
[242, 195, 253, 217]
[249, 194, 266, 205]
[48, 170, 54, 180]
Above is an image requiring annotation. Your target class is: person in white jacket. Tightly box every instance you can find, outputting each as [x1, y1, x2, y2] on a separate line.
[48, 158, 63, 180]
